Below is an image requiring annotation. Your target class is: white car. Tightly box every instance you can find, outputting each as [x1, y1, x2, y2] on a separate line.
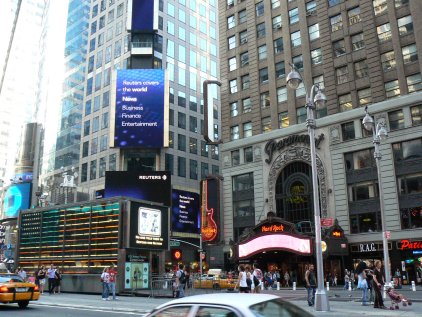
[145, 293, 315, 317]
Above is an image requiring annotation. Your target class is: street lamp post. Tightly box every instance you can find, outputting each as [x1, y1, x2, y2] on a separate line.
[287, 64, 330, 312]
[362, 107, 391, 286]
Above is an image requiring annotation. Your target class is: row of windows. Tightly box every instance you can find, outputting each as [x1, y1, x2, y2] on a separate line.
[164, 153, 219, 179]
[82, 134, 108, 158]
[88, 37, 129, 71]
[80, 153, 117, 182]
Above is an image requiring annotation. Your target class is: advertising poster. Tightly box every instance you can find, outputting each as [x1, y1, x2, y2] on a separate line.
[113, 69, 168, 148]
[131, 0, 156, 31]
[129, 201, 169, 250]
[104, 171, 171, 206]
[2, 183, 32, 218]
[171, 189, 200, 234]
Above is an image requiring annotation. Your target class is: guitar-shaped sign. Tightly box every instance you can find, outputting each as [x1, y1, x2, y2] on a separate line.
[201, 180, 217, 242]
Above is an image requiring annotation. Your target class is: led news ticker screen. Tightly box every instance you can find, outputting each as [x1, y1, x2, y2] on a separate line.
[171, 189, 200, 234]
[113, 69, 168, 148]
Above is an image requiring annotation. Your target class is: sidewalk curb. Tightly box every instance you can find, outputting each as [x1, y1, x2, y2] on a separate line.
[34, 301, 150, 314]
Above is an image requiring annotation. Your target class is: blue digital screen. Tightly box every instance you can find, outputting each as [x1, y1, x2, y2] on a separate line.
[132, 0, 154, 31]
[114, 69, 165, 148]
[2, 183, 32, 218]
[171, 189, 200, 234]
[104, 171, 171, 206]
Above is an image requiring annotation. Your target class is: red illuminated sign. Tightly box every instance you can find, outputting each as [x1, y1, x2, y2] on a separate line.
[238, 234, 311, 258]
[201, 180, 218, 242]
[331, 230, 343, 238]
[261, 224, 284, 233]
[400, 239, 422, 251]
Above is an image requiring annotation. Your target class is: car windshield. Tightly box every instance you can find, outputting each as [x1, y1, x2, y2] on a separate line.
[250, 298, 314, 317]
[0, 274, 24, 283]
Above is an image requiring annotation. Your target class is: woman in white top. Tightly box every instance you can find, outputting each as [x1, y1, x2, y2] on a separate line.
[235, 265, 249, 293]
[101, 267, 110, 300]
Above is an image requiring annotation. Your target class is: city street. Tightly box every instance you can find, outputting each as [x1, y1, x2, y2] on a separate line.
[1, 287, 419, 317]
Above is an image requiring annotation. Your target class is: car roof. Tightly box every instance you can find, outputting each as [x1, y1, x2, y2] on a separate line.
[155, 293, 279, 309]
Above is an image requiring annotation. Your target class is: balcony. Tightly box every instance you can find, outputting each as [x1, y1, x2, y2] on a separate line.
[131, 41, 153, 55]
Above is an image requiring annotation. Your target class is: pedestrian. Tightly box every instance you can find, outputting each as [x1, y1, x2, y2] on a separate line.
[333, 273, 338, 287]
[234, 264, 249, 293]
[356, 260, 369, 306]
[344, 269, 350, 290]
[284, 270, 290, 287]
[54, 268, 62, 294]
[372, 260, 386, 309]
[18, 267, 27, 281]
[245, 265, 252, 292]
[109, 265, 118, 300]
[252, 263, 263, 293]
[305, 264, 317, 307]
[101, 267, 110, 300]
[37, 265, 46, 294]
[47, 264, 56, 295]
[175, 263, 186, 298]
[366, 263, 374, 304]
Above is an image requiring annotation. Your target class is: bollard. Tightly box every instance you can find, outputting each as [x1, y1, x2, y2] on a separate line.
[348, 281, 351, 291]
[277, 281, 280, 290]
[326, 281, 330, 291]
[293, 281, 296, 291]
[412, 281, 416, 291]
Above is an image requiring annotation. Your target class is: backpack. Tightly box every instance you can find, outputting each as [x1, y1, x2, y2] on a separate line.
[179, 271, 186, 284]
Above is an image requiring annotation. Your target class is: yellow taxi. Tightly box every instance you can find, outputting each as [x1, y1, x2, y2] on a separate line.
[0, 273, 40, 308]
[193, 274, 237, 290]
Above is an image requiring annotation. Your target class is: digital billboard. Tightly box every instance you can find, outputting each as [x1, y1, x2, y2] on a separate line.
[104, 171, 171, 206]
[171, 189, 200, 234]
[112, 69, 168, 148]
[2, 183, 32, 218]
[129, 201, 169, 250]
[130, 0, 157, 31]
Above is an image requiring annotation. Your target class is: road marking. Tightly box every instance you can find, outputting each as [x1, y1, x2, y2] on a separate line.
[32, 303, 143, 315]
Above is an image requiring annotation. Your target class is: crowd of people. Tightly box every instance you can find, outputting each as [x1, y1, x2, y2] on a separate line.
[100, 265, 118, 301]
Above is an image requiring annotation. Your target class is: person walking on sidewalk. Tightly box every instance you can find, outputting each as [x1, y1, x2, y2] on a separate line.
[54, 268, 62, 294]
[372, 260, 386, 309]
[109, 265, 118, 300]
[101, 267, 110, 301]
[252, 263, 263, 293]
[37, 265, 46, 294]
[47, 264, 56, 295]
[175, 263, 186, 298]
[356, 261, 369, 306]
[305, 264, 317, 307]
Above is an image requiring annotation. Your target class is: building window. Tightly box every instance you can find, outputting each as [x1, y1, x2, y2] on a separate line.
[342, 122, 355, 141]
[228, 56, 237, 71]
[81, 163, 88, 182]
[313, 75, 325, 90]
[350, 213, 380, 234]
[201, 141, 208, 157]
[260, 92, 270, 108]
[243, 98, 252, 113]
[402, 44, 418, 64]
[178, 157, 186, 177]
[227, 15, 235, 29]
[345, 148, 375, 171]
[189, 159, 198, 180]
[109, 153, 116, 171]
[255, 1, 264, 16]
[99, 157, 106, 178]
[381, 51, 396, 71]
[189, 116, 197, 133]
[336, 66, 349, 84]
[257, 23, 266, 38]
[308, 23, 319, 41]
[348, 181, 379, 201]
[289, 8, 299, 24]
[291, 31, 301, 47]
[385, 80, 400, 99]
[411, 105, 422, 126]
[243, 147, 253, 163]
[241, 74, 250, 90]
[272, 15, 282, 29]
[354, 60, 368, 79]
[339, 93, 352, 112]
[373, 0, 387, 15]
[90, 160, 97, 180]
[239, 30, 248, 44]
[178, 134, 186, 151]
[296, 107, 306, 124]
[274, 38, 283, 54]
[228, 35, 236, 50]
[358, 88, 372, 106]
[275, 61, 285, 79]
[231, 125, 239, 140]
[306, 1, 317, 15]
[388, 109, 405, 131]
[259, 68, 268, 84]
[377, 23, 392, 43]
[259, 116, 271, 134]
[398, 173, 422, 195]
[178, 112, 186, 129]
[311, 48, 322, 65]
[229, 79, 238, 94]
[165, 154, 174, 175]
[398, 15, 413, 36]
[278, 111, 289, 128]
[331, 14, 343, 32]
[400, 207, 422, 230]
[233, 173, 254, 192]
[271, 0, 281, 9]
[243, 122, 252, 138]
[407, 74, 422, 94]
[333, 39, 346, 57]
[201, 162, 209, 179]
[189, 137, 197, 154]
[351, 33, 365, 51]
[328, 0, 340, 6]
[258, 45, 267, 60]
[293, 55, 303, 71]
[240, 51, 249, 67]
[231, 150, 240, 166]
[393, 138, 422, 161]
[348, 7, 361, 25]
[239, 9, 247, 24]
[277, 86, 287, 103]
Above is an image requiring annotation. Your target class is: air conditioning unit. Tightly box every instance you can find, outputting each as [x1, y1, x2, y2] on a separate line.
[240, 38, 248, 44]
[275, 24, 282, 29]
[306, 10, 317, 17]
[227, 1, 234, 8]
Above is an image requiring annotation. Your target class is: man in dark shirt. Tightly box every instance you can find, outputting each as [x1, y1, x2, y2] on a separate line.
[305, 264, 317, 306]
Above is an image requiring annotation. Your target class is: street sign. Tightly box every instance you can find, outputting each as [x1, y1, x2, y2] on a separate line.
[321, 218, 334, 227]
[170, 240, 180, 247]
[385, 231, 391, 239]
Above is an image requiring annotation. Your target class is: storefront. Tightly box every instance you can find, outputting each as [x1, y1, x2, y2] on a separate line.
[391, 239, 422, 285]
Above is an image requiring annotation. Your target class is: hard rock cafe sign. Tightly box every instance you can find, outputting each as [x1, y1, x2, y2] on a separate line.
[261, 224, 284, 233]
[264, 133, 325, 164]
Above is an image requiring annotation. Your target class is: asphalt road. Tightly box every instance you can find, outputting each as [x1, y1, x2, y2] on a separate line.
[0, 304, 143, 317]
